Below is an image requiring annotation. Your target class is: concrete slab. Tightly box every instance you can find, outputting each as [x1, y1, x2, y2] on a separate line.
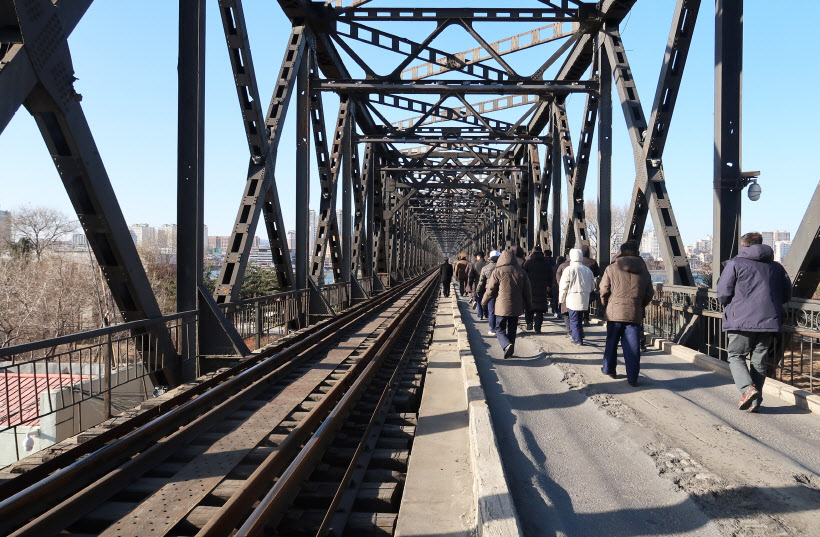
[395, 297, 475, 537]
[453, 295, 820, 536]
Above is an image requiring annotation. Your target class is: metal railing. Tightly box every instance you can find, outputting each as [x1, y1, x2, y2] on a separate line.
[321, 282, 352, 311]
[0, 312, 196, 462]
[358, 276, 374, 297]
[218, 289, 310, 352]
[0, 287, 314, 463]
[643, 284, 819, 395]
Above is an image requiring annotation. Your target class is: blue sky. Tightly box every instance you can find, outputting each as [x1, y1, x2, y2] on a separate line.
[1, 1, 817, 246]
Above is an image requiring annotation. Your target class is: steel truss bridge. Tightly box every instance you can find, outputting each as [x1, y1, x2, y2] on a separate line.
[1, 0, 819, 427]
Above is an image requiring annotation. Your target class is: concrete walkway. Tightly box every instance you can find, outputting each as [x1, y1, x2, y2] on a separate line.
[396, 296, 474, 537]
[455, 294, 820, 537]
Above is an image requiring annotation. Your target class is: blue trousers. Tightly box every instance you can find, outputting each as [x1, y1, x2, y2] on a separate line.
[487, 298, 497, 328]
[568, 309, 585, 343]
[476, 292, 488, 319]
[603, 322, 642, 383]
[494, 316, 519, 350]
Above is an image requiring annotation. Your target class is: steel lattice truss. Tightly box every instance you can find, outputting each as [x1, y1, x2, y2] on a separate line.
[3, 0, 820, 382]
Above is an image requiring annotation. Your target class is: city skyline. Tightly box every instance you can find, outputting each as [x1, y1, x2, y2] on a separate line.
[2, 205, 796, 268]
[1, 2, 818, 248]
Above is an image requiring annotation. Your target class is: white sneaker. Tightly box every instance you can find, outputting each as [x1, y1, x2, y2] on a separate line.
[488, 330, 496, 336]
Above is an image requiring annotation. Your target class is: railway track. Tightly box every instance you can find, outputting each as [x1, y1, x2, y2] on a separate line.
[0, 271, 440, 537]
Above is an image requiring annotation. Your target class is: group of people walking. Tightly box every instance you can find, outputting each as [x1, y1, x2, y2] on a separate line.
[439, 231, 791, 409]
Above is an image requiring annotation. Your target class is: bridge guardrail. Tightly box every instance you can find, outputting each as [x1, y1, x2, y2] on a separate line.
[358, 276, 374, 297]
[642, 285, 819, 396]
[321, 282, 352, 312]
[218, 289, 309, 352]
[0, 311, 196, 463]
[0, 287, 311, 462]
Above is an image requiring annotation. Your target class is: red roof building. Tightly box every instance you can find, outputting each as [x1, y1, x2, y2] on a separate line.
[1, 372, 91, 428]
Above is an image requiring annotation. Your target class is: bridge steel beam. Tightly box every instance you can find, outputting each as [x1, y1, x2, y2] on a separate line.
[309, 90, 349, 285]
[550, 111, 563, 255]
[7, 0, 181, 384]
[713, 0, 742, 284]
[602, 24, 695, 286]
[784, 181, 820, 299]
[597, 31, 613, 270]
[213, 20, 305, 303]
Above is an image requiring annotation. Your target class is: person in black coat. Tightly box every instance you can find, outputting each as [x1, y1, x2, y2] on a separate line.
[439, 257, 453, 297]
[469, 252, 488, 317]
[551, 255, 565, 318]
[523, 246, 554, 333]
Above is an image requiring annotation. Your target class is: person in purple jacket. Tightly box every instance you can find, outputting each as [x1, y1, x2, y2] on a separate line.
[717, 232, 792, 412]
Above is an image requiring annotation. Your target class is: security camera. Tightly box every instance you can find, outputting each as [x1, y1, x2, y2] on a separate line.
[747, 180, 762, 201]
[740, 172, 761, 201]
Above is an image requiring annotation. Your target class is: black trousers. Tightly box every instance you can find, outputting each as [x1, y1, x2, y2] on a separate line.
[524, 310, 545, 331]
[459, 278, 467, 295]
[441, 281, 451, 297]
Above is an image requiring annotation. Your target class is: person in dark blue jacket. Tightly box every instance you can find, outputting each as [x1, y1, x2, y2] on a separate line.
[717, 232, 792, 412]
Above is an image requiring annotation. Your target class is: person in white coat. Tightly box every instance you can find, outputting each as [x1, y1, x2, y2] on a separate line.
[559, 248, 594, 345]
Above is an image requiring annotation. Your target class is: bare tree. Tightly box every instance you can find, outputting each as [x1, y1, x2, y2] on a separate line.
[11, 206, 77, 260]
[137, 240, 177, 314]
[584, 201, 630, 257]
[0, 253, 99, 349]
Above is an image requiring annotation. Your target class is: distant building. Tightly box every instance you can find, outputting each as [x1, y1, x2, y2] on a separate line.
[248, 246, 272, 266]
[157, 224, 177, 250]
[129, 224, 156, 246]
[203, 225, 209, 254]
[308, 209, 318, 256]
[208, 235, 232, 253]
[71, 233, 89, 250]
[640, 229, 661, 261]
[287, 230, 296, 251]
[761, 231, 790, 249]
[774, 240, 791, 263]
[336, 209, 344, 231]
[694, 235, 712, 254]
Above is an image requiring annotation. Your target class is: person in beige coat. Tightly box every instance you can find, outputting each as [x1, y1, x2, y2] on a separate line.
[558, 248, 594, 345]
[599, 241, 654, 386]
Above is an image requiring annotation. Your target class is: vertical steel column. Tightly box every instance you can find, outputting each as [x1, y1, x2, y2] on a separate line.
[177, 0, 205, 312]
[375, 170, 388, 274]
[295, 50, 310, 290]
[341, 101, 353, 283]
[598, 32, 612, 269]
[713, 0, 743, 283]
[551, 111, 562, 254]
[362, 144, 380, 277]
[177, 0, 205, 376]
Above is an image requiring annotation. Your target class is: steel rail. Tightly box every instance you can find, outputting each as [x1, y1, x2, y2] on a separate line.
[318, 281, 436, 535]
[0, 270, 434, 536]
[0, 280, 403, 503]
[223, 274, 437, 537]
